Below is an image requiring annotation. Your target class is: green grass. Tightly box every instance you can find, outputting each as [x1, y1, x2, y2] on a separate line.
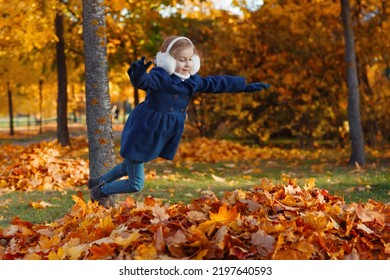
[0, 188, 89, 227]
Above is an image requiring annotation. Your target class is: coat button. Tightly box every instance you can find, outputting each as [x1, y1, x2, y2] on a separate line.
[169, 107, 174, 112]
[174, 95, 178, 99]
[185, 95, 189, 99]
[180, 109, 184, 113]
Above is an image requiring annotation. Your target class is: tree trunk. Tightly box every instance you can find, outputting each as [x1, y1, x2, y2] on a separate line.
[134, 88, 140, 106]
[340, 0, 366, 166]
[129, 39, 140, 107]
[7, 82, 14, 136]
[39, 79, 43, 134]
[55, 8, 70, 146]
[122, 100, 127, 124]
[82, 0, 116, 207]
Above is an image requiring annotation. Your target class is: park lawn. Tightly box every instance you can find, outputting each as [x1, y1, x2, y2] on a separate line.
[0, 156, 388, 228]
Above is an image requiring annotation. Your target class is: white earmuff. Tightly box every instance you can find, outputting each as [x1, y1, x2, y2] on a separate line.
[190, 54, 201, 75]
[156, 36, 201, 75]
[156, 51, 176, 75]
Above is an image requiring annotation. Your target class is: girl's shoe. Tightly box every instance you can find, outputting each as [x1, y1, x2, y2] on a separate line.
[90, 184, 108, 202]
[88, 178, 101, 190]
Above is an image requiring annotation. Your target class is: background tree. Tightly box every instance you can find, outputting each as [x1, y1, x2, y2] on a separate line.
[82, 0, 116, 206]
[55, 0, 70, 146]
[6, 81, 14, 135]
[341, 0, 366, 166]
[352, 0, 390, 147]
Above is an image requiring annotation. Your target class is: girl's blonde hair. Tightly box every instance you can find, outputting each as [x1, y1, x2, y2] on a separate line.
[159, 36, 198, 58]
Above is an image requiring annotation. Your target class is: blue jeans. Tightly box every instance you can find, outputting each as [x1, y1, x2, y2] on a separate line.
[100, 159, 144, 195]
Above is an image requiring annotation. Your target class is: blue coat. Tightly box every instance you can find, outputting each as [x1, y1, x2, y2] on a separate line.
[120, 67, 246, 162]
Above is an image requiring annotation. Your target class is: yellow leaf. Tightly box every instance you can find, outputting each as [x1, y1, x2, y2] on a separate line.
[134, 244, 157, 260]
[61, 238, 85, 260]
[303, 178, 316, 191]
[56, 247, 66, 260]
[114, 232, 140, 248]
[48, 251, 61, 260]
[30, 200, 59, 209]
[193, 249, 208, 260]
[24, 252, 42, 260]
[0, 180, 7, 188]
[99, 215, 115, 231]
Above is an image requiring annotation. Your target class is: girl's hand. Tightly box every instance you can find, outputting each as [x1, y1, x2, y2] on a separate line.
[128, 56, 152, 79]
[244, 82, 270, 92]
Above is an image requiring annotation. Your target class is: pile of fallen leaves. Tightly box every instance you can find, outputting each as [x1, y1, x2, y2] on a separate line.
[0, 179, 388, 260]
[0, 137, 89, 193]
[175, 137, 390, 164]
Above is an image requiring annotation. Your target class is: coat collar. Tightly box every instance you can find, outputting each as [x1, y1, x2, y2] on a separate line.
[173, 72, 190, 80]
[170, 73, 197, 85]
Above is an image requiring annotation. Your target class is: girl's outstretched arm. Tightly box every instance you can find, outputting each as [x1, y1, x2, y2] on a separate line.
[195, 75, 270, 94]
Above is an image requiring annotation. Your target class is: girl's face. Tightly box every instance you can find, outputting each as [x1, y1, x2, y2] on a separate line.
[174, 47, 194, 76]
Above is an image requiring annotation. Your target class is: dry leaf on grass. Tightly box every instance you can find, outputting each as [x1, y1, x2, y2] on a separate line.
[29, 201, 59, 209]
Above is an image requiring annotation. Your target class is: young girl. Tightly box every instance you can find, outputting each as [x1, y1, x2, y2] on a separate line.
[88, 36, 270, 203]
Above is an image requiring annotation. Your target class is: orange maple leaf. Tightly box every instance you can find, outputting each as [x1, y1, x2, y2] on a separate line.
[209, 204, 239, 222]
[89, 243, 117, 260]
[198, 204, 239, 236]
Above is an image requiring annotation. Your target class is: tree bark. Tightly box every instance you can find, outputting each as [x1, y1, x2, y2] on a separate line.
[55, 8, 70, 146]
[39, 79, 43, 134]
[82, 0, 116, 207]
[134, 88, 140, 106]
[129, 38, 140, 106]
[340, 0, 366, 166]
[7, 82, 14, 136]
